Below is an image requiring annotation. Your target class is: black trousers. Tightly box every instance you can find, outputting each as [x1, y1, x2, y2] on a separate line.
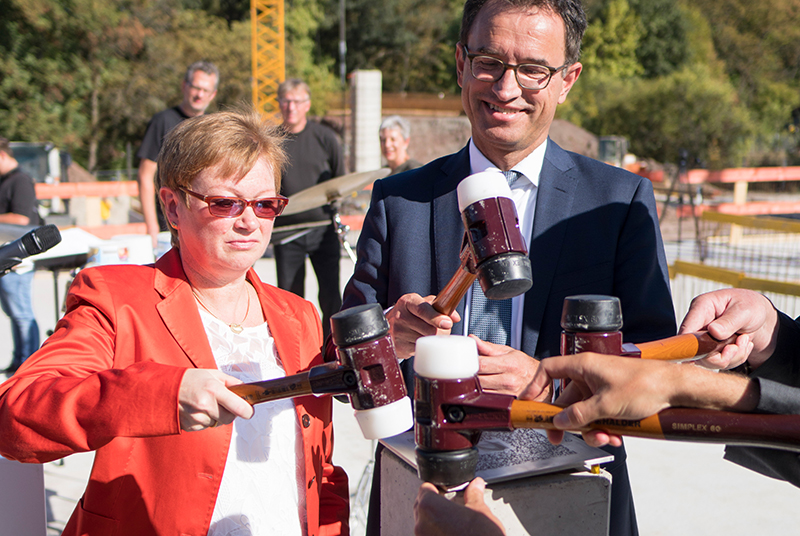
[273, 224, 342, 339]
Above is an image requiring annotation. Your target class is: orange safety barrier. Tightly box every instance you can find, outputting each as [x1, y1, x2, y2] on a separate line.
[35, 181, 139, 199]
[78, 223, 148, 240]
[683, 167, 800, 185]
[340, 214, 365, 232]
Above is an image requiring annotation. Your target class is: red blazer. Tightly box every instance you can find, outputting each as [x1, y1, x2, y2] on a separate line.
[0, 249, 349, 536]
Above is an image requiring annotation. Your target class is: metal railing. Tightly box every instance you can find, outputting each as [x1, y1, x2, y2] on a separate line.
[669, 212, 800, 321]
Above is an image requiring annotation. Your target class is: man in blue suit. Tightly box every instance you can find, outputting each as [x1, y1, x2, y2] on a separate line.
[343, 1, 676, 535]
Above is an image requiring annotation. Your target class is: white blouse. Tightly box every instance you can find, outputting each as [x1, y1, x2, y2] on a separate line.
[197, 307, 307, 536]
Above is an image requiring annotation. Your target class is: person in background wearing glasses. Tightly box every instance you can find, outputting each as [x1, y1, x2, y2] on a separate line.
[0, 109, 350, 536]
[341, 1, 675, 535]
[136, 61, 220, 250]
[379, 115, 422, 175]
[272, 78, 345, 340]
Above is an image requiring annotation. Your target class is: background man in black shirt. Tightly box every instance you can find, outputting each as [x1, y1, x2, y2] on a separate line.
[0, 136, 40, 374]
[136, 61, 219, 248]
[272, 78, 344, 338]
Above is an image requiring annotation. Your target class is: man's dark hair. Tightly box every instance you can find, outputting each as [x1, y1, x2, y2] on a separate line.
[460, 0, 587, 65]
[184, 61, 220, 90]
[0, 137, 11, 157]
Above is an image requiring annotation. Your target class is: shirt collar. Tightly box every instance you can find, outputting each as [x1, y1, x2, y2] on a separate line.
[0, 166, 20, 182]
[467, 139, 546, 189]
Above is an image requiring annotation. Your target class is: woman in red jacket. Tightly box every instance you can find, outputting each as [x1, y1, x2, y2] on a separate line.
[0, 109, 349, 536]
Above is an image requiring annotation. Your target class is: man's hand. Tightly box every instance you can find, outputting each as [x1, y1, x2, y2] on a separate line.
[414, 478, 505, 536]
[385, 294, 460, 360]
[523, 352, 758, 448]
[473, 336, 545, 399]
[178, 369, 255, 431]
[680, 289, 779, 370]
[523, 354, 679, 447]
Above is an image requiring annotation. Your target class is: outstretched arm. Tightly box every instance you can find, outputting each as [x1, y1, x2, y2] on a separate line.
[137, 158, 161, 248]
[523, 353, 759, 447]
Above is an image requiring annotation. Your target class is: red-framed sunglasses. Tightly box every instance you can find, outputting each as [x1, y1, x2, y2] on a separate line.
[180, 187, 289, 219]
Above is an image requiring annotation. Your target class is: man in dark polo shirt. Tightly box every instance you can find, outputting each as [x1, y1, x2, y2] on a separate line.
[0, 136, 40, 374]
[273, 78, 345, 338]
[136, 61, 219, 248]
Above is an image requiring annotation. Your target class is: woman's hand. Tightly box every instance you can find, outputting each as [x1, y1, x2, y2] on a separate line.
[178, 369, 255, 431]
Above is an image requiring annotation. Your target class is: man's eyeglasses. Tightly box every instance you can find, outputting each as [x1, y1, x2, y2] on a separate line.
[278, 98, 310, 106]
[187, 84, 215, 95]
[180, 187, 288, 219]
[462, 44, 570, 90]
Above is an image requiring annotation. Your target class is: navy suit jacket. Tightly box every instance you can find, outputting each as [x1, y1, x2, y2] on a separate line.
[725, 311, 800, 486]
[343, 140, 676, 351]
[343, 139, 677, 536]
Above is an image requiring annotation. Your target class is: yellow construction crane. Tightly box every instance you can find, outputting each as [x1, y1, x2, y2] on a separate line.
[251, 0, 285, 121]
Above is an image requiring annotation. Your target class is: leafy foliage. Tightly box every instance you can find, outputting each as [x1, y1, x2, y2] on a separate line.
[561, 0, 798, 167]
[581, 0, 643, 79]
[0, 0, 251, 170]
[1, 0, 799, 170]
[285, 0, 339, 116]
[629, 0, 689, 78]
[315, 0, 462, 93]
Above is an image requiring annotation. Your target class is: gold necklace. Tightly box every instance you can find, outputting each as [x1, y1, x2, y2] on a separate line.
[192, 285, 251, 334]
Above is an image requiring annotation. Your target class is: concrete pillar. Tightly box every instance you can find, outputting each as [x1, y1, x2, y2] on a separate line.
[380, 449, 611, 536]
[350, 70, 383, 173]
[68, 196, 103, 227]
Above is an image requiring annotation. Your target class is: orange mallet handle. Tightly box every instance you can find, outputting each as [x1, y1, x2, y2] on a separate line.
[632, 332, 739, 362]
[509, 400, 800, 452]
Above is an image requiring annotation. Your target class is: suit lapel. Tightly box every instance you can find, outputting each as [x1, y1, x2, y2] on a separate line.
[522, 140, 578, 355]
[153, 252, 308, 375]
[433, 147, 472, 334]
[251, 276, 306, 376]
[154, 250, 217, 369]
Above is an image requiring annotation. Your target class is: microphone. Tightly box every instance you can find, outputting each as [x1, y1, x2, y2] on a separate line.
[0, 224, 62, 274]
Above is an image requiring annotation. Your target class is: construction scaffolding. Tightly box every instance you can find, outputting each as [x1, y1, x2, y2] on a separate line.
[251, 0, 285, 122]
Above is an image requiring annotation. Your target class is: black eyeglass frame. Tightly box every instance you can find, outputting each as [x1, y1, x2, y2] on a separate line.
[461, 44, 570, 90]
[180, 187, 289, 219]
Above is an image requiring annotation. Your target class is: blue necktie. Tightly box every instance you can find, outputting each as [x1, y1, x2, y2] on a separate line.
[468, 171, 520, 345]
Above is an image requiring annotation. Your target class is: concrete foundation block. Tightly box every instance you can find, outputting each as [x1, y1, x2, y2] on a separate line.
[380, 449, 611, 536]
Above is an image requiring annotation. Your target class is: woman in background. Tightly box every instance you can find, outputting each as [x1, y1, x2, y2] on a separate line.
[379, 115, 421, 175]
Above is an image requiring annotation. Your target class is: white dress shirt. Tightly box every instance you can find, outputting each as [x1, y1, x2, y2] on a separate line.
[463, 138, 547, 349]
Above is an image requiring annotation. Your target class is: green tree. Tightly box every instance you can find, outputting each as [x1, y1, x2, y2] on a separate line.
[586, 65, 753, 168]
[692, 0, 800, 160]
[581, 0, 643, 79]
[629, 0, 689, 78]
[0, 0, 253, 171]
[285, 0, 339, 116]
[0, 0, 155, 170]
[315, 0, 461, 93]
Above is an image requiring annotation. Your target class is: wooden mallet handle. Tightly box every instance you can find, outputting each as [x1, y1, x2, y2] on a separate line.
[432, 243, 477, 315]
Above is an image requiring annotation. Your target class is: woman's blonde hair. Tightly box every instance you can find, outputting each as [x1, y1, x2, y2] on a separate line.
[157, 108, 287, 247]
